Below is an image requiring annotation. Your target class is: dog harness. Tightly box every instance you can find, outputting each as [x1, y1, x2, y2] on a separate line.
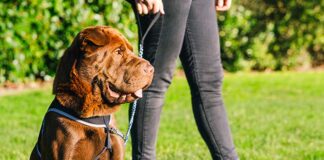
[36, 99, 124, 160]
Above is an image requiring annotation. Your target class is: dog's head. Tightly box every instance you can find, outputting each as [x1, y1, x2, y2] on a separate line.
[53, 26, 154, 117]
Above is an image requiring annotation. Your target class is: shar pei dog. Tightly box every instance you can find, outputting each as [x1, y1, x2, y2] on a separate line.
[30, 26, 154, 160]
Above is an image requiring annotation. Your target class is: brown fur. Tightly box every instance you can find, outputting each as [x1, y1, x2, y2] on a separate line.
[30, 26, 154, 160]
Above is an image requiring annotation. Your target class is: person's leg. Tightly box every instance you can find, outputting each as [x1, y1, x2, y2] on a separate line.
[130, 1, 192, 159]
[179, 0, 238, 159]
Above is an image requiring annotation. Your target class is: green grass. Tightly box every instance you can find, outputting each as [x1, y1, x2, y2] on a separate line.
[0, 72, 323, 160]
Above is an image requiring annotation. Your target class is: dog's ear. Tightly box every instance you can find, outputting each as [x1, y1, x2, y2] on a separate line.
[109, 29, 133, 52]
[53, 40, 88, 110]
[80, 27, 110, 53]
[53, 37, 80, 94]
[53, 27, 109, 94]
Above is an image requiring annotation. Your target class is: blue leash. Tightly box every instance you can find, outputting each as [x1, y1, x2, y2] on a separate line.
[124, 12, 161, 145]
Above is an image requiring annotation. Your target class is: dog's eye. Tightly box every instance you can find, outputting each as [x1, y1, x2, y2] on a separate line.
[85, 39, 98, 47]
[115, 48, 123, 55]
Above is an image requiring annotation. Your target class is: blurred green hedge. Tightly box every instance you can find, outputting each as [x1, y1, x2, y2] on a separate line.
[218, 0, 324, 71]
[0, 0, 323, 83]
[0, 0, 137, 83]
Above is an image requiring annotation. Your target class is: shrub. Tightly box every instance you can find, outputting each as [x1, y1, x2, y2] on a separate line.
[218, 0, 323, 71]
[0, 0, 137, 83]
[0, 0, 323, 83]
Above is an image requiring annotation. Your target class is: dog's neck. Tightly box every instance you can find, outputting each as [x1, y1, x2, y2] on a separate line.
[55, 74, 120, 118]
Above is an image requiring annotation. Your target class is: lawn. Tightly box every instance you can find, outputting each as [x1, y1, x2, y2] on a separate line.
[0, 72, 323, 160]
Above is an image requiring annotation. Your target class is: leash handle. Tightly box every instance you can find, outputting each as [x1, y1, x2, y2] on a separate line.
[140, 12, 161, 48]
[124, 12, 161, 145]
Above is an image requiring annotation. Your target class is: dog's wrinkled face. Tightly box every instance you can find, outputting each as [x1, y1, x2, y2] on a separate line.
[78, 26, 154, 103]
[54, 26, 154, 105]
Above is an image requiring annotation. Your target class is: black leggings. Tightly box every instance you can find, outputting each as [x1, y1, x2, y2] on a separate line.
[129, 0, 238, 159]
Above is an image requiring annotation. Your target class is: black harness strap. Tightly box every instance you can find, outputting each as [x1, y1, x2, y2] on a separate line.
[104, 116, 113, 155]
[93, 116, 112, 160]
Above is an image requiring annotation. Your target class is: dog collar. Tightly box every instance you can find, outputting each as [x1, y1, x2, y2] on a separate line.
[48, 106, 110, 128]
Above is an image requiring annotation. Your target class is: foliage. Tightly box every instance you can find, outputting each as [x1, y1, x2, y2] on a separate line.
[0, 0, 323, 83]
[218, 0, 324, 71]
[1, 72, 324, 159]
[0, 0, 137, 83]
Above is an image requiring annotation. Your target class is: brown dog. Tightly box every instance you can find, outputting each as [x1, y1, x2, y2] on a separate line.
[30, 26, 154, 160]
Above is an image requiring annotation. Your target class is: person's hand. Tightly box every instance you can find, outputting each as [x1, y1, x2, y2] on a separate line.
[136, 0, 165, 15]
[215, 0, 232, 11]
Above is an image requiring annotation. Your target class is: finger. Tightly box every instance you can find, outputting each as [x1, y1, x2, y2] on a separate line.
[159, 1, 165, 14]
[216, 5, 230, 11]
[136, 3, 143, 15]
[152, 1, 159, 14]
[217, 0, 224, 8]
[216, 6, 227, 11]
[141, 3, 149, 15]
[224, 0, 232, 8]
[145, 0, 153, 10]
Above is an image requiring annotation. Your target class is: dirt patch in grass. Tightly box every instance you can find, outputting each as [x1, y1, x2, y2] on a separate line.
[0, 80, 52, 96]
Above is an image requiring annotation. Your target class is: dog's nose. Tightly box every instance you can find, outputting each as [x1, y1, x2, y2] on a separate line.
[143, 63, 154, 74]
